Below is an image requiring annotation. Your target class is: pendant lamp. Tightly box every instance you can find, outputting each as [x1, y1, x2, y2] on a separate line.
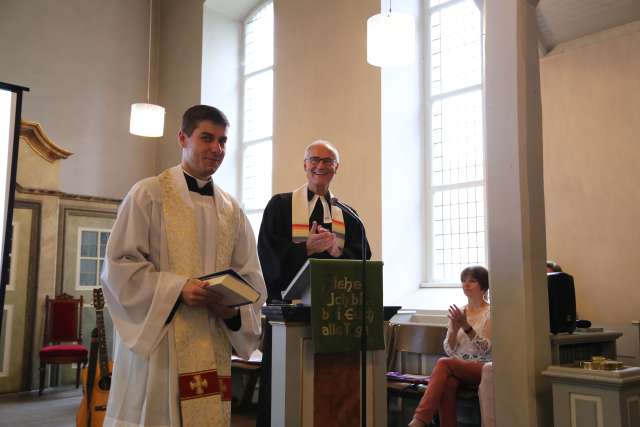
[367, 1, 416, 67]
[130, 0, 165, 137]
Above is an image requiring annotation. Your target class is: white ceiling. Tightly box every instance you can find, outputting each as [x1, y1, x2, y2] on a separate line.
[204, 0, 261, 21]
[537, 0, 640, 51]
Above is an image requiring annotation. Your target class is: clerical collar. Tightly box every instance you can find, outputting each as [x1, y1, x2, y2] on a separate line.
[307, 189, 329, 202]
[183, 171, 213, 196]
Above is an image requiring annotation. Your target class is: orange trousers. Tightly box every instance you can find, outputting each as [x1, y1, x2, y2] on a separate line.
[413, 357, 484, 427]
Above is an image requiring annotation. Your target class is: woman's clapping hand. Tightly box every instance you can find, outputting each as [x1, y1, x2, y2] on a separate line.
[448, 304, 470, 330]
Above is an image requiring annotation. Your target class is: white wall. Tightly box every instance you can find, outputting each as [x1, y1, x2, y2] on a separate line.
[201, 6, 242, 196]
[541, 21, 640, 328]
[155, 0, 206, 173]
[380, 0, 428, 306]
[0, 0, 155, 199]
[273, 0, 382, 260]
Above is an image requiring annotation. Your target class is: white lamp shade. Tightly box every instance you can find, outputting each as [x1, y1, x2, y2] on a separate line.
[367, 12, 416, 67]
[129, 103, 165, 137]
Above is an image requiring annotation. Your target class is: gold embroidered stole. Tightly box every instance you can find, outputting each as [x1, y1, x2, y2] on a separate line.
[159, 169, 239, 427]
[291, 184, 345, 249]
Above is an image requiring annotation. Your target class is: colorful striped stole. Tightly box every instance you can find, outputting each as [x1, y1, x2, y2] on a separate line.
[291, 184, 345, 251]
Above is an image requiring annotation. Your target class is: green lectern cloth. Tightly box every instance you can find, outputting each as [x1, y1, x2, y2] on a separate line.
[310, 259, 384, 353]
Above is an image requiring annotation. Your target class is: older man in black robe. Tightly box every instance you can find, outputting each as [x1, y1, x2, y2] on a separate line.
[255, 140, 371, 425]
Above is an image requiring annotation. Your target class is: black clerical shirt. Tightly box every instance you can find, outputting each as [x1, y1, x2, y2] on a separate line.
[307, 189, 333, 229]
[183, 172, 214, 196]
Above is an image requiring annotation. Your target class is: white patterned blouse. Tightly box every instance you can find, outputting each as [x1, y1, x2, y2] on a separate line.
[443, 304, 492, 363]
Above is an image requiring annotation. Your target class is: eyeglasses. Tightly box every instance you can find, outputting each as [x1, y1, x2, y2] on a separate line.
[305, 156, 337, 167]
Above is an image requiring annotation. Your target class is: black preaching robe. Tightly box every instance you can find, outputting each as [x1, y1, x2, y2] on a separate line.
[256, 190, 371, 426]
[257, 190, 371, 303]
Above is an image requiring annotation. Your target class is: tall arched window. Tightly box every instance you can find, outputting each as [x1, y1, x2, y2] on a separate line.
[427, 0, 486, 284]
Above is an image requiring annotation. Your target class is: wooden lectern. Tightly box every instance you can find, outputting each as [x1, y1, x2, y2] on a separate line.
[263, 259, 397, 427]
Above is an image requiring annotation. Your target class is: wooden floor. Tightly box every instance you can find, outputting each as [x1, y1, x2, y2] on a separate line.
[0, 386, 257, 427]
[0, 386, 81, 427]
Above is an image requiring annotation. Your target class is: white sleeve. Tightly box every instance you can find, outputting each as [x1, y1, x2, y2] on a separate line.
[222, 209, 268, 359]
[101, 183, 186, 357]
[471, 315, 492, 356]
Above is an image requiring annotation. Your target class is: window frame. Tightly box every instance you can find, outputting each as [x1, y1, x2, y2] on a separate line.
[422, 0, 487, 288]
[75, 227, 111, 290]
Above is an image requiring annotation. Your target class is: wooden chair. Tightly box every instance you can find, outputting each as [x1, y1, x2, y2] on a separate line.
[230, 316, 266, 410]
[386, 323, 447, 426]
[39, 293, 88, 395]
[231, 352, 262, 410]
[387, 323, 447, 399]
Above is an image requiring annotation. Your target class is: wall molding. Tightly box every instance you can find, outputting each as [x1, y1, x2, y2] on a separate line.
[570, 393, 603, 427]
[545, 20, 640, 58]
[16, 183, 121, 205]
[19, 120, 73, 163]
[627, 395, 640, 426]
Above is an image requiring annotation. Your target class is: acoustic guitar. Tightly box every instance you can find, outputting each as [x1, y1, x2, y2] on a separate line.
[76, 288, 113, 427]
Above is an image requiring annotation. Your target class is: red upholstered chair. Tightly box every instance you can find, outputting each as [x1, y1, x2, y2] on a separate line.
[39, 293, 88, 395]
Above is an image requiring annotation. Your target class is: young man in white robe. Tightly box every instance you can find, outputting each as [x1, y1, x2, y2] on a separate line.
[101, 105, 267, 427]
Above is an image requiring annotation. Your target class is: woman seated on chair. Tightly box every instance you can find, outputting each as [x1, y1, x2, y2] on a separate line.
[409, 265, 492, 427]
